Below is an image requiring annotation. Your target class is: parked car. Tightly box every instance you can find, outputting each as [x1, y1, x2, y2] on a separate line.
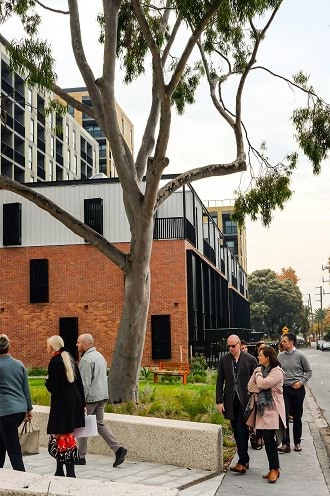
[296, 336, 305, 348]
[322, 341, 330, 351]
[317, 340, 326, 350]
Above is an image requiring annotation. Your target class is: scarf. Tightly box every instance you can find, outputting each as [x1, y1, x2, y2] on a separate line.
[256, 366, 274, 416]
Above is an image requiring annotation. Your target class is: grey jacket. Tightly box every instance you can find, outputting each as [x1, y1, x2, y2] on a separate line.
[0, 354, 33, 416]
[78, 347, 109, 403]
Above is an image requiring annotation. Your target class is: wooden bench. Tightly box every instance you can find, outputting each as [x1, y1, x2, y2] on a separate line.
[150, 362, 191, 385]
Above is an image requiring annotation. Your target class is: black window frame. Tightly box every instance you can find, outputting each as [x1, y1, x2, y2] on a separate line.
[3, 202, 22, 246]
[84, 197, 103, 235]
[30, 259, 49, 303]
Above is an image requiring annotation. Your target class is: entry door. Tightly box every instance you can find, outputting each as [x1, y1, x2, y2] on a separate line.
[59, 317, 79, 360]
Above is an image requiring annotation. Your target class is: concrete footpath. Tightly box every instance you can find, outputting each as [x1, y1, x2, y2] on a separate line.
[4, 386, 330, 496]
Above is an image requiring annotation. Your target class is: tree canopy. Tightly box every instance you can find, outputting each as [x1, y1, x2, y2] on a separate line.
[248, 268, 308, 338]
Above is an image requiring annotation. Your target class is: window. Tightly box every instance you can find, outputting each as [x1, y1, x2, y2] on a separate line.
[28, 146, 33, 169]
[27, 88, 33, 107]
[72, 130, 76, 150]
[30, 259, 49, 303]
[151, 315, 171, 359]
[84, 198, 103, 235]
[73, 155, 77, 174]
[67, 105, 74, 117]
[49, 161, 53, 181]
[67, 149, 71, 170]
[224, 219, 237, 235]
[3, 203, 21, 246]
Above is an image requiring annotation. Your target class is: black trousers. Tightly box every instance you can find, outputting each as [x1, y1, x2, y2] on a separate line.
[230, 395, 250, 466]
[282, 385, 305, 445]
[0, 412, 26, 471]
[263, 429, 279, 470]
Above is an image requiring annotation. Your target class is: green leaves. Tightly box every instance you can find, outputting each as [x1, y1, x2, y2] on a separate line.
[171, 62, 205, 114]
[232, 171, 292, 227]
[8, 37, 56, 91]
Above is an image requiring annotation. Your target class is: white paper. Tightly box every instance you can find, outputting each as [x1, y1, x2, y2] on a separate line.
[73, 415, 98, 438]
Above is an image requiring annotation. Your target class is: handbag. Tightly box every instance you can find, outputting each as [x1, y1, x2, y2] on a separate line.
[19, 421, 40, 456]
[244, 394, 256, 422]
[73, 415, 98, 438]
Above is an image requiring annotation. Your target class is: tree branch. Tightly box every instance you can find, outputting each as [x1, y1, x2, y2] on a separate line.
[162, 12, 182, 66]
[155, 157, 246, 210]
[0, 176, 128, 271]
[34, 0, 69, 14]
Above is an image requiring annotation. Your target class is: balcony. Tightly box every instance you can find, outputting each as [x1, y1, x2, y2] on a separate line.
[153, 217, 196, 246]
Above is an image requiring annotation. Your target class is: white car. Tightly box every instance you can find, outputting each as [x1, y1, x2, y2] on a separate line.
[322, 341, 330, 351]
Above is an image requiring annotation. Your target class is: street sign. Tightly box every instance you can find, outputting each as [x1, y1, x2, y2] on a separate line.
[282, 326, 289, 334]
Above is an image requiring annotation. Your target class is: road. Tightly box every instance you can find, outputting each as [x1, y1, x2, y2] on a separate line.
[302, 345, 330, 426]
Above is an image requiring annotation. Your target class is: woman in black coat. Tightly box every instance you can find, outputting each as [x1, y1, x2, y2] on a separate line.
[45, 335, 85, 478]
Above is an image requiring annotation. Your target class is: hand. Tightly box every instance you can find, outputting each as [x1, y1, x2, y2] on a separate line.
[292, 381, 302, 389]
[24, 410, 33, 422]
[216, 403, 225, 414]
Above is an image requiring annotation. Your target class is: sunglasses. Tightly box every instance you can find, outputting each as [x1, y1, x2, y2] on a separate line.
[228, 342, 239, 349]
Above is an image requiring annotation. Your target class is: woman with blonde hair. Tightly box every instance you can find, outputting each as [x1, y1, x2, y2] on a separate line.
[45, 335, 85, 478]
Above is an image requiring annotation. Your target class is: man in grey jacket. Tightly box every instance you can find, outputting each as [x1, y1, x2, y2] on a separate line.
[75, 333, 127, 467]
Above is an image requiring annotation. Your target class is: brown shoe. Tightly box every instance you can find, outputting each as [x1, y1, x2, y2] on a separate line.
[262, 471, 271, 479]
[230, 463, 247, 474]
[278, 444, 291, 453]
[268, 469, 280, 483]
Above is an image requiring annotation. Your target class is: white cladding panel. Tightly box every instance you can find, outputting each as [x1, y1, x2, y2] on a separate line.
[157, 190, 184, 218]
[0, 182, 131, 247]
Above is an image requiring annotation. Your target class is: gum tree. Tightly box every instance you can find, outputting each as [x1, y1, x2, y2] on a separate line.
[0, 0, 328, 402]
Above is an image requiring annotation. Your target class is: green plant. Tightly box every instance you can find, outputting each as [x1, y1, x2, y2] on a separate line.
[139, 366, 153, 381]
[189, 353, 207, 374]
[27, 367, 48, 376]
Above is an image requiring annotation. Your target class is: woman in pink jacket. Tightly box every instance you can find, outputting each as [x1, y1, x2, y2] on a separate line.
[247, 346, 286, 483]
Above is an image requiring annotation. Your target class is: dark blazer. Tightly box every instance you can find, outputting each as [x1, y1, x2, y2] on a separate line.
[45, 353, 85, 434]
[216, 352, 257, 420]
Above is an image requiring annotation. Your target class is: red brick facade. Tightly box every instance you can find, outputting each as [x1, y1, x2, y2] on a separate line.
[0, 240, 189, 368]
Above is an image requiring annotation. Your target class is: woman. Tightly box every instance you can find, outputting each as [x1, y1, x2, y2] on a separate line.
[247, 346, 286, 483]
[0, 334, 33, 471]
[45, 335, 85, 478]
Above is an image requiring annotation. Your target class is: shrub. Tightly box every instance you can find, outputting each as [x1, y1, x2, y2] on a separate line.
[27, 367, 48, 376]
[189, 353, 207, 373]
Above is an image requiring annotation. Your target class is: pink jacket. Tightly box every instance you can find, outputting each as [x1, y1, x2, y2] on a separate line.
[247, 366, 286, 430]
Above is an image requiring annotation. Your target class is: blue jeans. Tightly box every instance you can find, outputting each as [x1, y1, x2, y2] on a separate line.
[230, 395, 250, 466]
[0, 412, 26, 471]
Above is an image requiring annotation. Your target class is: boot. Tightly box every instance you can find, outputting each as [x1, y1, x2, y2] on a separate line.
[54, 460, 65, 477]
[65, 462, 76, 478]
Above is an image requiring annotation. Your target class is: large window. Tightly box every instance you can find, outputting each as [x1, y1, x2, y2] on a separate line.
[84, 198, 103, 235]
[3, 203, 22, 246]
[151, 315, 171, 359]
[30, 259, 49, 303]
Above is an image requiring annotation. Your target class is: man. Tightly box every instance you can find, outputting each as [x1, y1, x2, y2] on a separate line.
[75, 334, 127, 467]
[240, 340, 248, 353]
[216, 334, 258, 474]
[278, 332, 312, 453]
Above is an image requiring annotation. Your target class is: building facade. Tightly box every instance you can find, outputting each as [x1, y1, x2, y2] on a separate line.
[0, 178, 250, 368]
[64, 87, 134, 178]
[0, 40, 99, 183]
[204, 200, 247, 272]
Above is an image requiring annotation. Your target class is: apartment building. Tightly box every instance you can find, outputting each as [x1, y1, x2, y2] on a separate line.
[64, 87, 134, 178]
[0, 178, 249, 368]
[0, 41, 99, 183]
[205, 200, 247, 272]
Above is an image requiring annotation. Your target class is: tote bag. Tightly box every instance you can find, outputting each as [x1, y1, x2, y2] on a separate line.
[19, 421, 40, 456]
[73, 415, 98, 438]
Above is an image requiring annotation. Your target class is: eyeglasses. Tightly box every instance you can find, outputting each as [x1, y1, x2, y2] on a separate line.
[228, 342, 239, 349]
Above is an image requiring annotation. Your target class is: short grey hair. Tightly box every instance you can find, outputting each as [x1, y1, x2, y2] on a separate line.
[80, 333, 94, 345]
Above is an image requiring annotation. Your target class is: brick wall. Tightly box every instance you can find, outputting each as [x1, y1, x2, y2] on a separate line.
[0, 240, 188, 367]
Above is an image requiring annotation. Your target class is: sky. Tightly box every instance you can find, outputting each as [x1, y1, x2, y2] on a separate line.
[1, 0, 330, 311]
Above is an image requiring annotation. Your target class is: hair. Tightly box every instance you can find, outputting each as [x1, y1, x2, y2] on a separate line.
[79, 333, 94, 346]
[284, 332, 296, 345]
[260, 345, 279, 369]
[47, 335, 75, 383]
[240, 339, 247, 346]
[0, 334, 10, 355]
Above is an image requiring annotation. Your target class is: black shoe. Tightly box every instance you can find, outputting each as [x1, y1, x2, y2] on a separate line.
[113, 447, 127, 467]
[74, 457, 86, 465]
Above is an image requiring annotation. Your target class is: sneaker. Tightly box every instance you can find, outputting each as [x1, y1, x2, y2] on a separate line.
[74, 458, 86, 465]
[113, 447, 127, 467]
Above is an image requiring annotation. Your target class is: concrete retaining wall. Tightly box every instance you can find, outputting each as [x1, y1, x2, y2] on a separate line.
[31, 405, 223, 472]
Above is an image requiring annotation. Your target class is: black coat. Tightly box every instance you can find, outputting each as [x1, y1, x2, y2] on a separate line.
[216, 352, 257, 420]
[45, 353, 85, 434]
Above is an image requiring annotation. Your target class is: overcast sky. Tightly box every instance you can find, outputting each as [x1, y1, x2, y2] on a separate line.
[2, 0, 330, 311]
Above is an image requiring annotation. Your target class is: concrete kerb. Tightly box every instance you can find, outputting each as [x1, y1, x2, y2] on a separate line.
[0, 469, 179, 496]
[29, 405, 223, 472]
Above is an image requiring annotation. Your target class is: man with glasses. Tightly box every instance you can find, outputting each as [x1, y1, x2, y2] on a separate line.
[216, 334, 258, 473]
[278, 332, 312, 454]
